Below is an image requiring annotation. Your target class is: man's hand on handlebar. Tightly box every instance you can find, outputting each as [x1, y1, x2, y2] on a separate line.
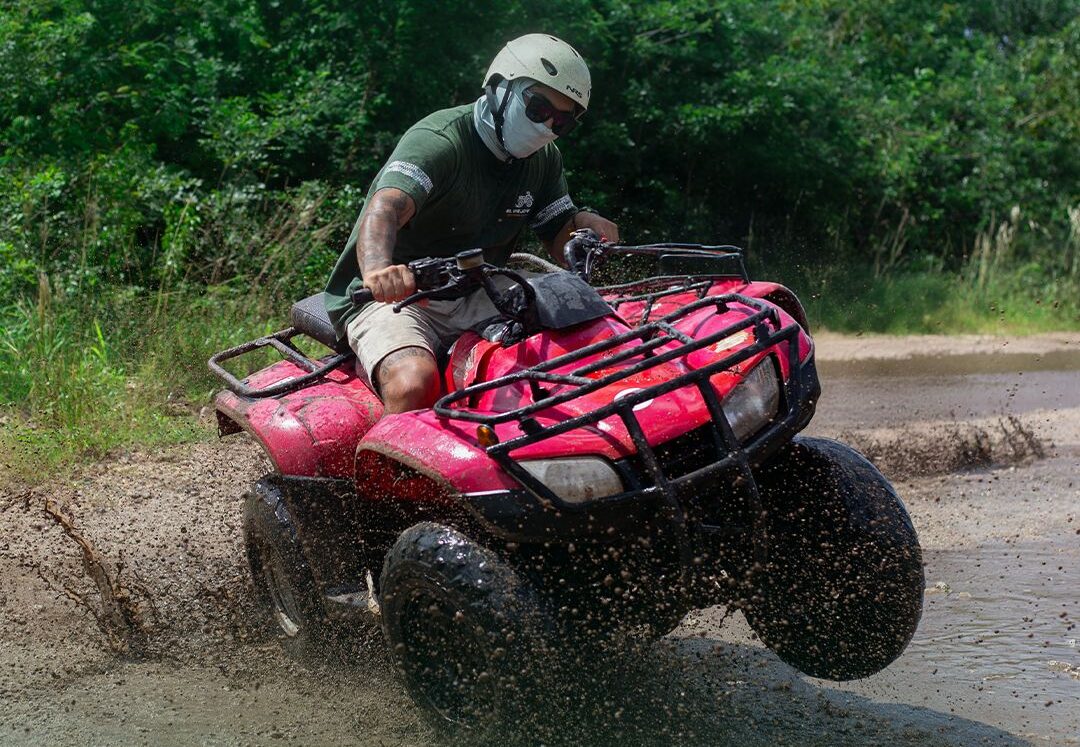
[574, 210, 620, 243]
[352, 250, 537, 332]
[363, 264, 416, 303]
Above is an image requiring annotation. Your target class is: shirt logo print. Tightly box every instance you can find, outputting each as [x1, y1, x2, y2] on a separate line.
[505, 191, 534, 217]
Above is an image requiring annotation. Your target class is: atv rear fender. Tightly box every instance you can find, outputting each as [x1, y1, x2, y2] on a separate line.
[214, 358, 382, 478]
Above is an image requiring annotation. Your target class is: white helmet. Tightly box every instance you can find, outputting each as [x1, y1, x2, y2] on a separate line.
[483, 33, 591, 111]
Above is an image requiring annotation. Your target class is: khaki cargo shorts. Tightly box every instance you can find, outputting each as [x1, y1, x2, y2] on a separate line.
[345, 272, 538, 380]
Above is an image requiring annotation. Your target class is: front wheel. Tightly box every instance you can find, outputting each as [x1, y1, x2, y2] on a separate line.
[379, 523, 552, 737]
[744, 437, 924, 680]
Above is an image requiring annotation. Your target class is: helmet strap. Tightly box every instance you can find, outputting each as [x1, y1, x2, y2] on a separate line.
[486, 80, 515, 152]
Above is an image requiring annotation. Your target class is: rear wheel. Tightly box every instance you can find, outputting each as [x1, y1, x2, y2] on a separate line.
[243, 479, 326, 656]
[744, 437, 924, 680]
[380, 523, 553, 737]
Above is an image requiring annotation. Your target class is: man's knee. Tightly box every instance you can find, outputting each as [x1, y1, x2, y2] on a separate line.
[376, 347, 439, 413]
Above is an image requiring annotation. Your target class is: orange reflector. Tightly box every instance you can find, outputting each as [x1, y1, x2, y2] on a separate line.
[477, 425, 499, 447]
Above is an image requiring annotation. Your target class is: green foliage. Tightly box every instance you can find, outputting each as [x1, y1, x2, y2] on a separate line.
[792, 249, 1080, 334]
[0, 0, 1077, 474]
[808, 267, 1080, 334]
[2, 0, 1077, 289]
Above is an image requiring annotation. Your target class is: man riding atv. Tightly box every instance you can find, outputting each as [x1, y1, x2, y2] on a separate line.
[209, 31, 924, 739]
[324, 33, 619, 413]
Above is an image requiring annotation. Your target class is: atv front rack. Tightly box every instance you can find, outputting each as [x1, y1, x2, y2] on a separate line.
[600, 278, 714, 325]
[434, 292, 809, 511]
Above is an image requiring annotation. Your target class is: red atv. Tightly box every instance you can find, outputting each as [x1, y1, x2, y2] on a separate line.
[209, 231, 924, 731]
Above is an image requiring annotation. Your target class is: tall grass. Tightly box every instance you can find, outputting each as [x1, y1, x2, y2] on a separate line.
[0, 176, 353, 481]
[790, 202, 1080, 333]
[0, 276, 282, 480]
[803, 267, 1079, 334]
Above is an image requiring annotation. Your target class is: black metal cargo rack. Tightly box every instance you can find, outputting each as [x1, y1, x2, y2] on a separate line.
[434, 292, 808, 511]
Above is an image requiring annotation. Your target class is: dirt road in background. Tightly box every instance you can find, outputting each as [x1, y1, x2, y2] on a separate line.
[1, 332, 1076, 746]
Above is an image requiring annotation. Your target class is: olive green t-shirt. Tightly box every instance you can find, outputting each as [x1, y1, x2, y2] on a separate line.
[324, 103, 578, 338]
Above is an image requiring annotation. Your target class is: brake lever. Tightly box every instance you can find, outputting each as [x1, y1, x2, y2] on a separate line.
[564, 228, 613, 282]
[351, 276, 463, 310]
[391, 287, 441, 312]
[355, 249, 535, 321]
[392, 274, 479, 312]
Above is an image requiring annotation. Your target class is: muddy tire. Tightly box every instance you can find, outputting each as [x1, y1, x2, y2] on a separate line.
[380, 522, 552, 737]
[243, 478, 326, 657]
[744, 436, 924, 680]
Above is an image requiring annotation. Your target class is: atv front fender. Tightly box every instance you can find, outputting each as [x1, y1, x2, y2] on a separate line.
[355, 411, 518, 498]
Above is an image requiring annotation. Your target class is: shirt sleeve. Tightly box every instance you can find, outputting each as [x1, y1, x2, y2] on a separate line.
[369, 127, 457, 212]
[528, 145, 578, 242]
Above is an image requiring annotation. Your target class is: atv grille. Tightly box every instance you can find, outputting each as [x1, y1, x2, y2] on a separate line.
[646, 424, 720, 482]
[618, 355, 782, 487]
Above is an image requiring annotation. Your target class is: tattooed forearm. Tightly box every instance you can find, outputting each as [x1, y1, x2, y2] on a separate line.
[356, 188, 417, 275]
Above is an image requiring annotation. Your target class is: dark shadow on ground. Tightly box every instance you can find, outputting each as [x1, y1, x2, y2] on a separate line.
[334, 628, 1027, 747]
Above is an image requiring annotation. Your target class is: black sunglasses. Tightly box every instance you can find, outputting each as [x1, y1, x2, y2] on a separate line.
[522, 88, 582, 137]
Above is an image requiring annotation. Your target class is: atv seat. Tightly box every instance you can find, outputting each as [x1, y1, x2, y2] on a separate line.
[290, 293, 351, 355]
[290, 293, 378, 390]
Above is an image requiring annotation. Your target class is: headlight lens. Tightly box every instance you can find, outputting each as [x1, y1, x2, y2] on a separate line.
[519, 457, 625, 504]
[723, 360, 781, 441]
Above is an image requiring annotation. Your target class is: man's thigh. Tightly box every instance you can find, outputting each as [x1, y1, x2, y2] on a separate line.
[345, 301, 442, 379]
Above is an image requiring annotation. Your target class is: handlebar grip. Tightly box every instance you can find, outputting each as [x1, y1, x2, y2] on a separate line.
[350, 287, 374, 305]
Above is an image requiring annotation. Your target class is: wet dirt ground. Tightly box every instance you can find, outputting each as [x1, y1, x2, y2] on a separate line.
[0, 332, 1077, 746]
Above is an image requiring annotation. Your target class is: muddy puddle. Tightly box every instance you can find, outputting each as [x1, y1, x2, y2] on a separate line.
[918, 541, 1078, 703]
[821, 537, 1080, 745]
[817, 348, 1080, 379]
[812, 368, 1080, 433]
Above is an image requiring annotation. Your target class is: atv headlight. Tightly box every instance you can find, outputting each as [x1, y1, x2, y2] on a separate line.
[520, 457, 625, 504]
[723, 361, 781, 441]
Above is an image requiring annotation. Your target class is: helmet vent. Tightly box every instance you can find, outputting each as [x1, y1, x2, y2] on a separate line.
[541, 57, 558, 76]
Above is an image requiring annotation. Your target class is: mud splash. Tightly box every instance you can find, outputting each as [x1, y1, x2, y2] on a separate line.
[838, 415, 1047, 479]
[36, 496, 157, 656]
[5, 422, 1043, 667]
[0, 439, 263, 667]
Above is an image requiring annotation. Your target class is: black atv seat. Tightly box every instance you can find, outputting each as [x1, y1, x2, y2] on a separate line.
[290, 293, 351, 355]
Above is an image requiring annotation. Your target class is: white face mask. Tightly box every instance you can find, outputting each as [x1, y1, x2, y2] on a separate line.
[500, 79, 559, 158]
[474, 78, 558, 160]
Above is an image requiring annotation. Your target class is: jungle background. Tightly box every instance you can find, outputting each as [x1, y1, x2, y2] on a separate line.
[1, 0, 1078, 468]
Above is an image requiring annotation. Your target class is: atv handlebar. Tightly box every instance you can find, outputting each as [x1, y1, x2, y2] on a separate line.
[348, 235, 749, 317]
[563, 228, 604, 276]
[564, 229, 749, 284]
[350, 249, 537, 322]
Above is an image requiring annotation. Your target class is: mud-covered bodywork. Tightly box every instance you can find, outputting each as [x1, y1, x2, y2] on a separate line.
[212, 276, 819, 627]
[216, 278, 813, 487]
[214, 362, 381, 479]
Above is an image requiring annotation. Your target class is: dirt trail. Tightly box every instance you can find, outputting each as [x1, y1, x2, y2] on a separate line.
[1, 331, 1077, 745]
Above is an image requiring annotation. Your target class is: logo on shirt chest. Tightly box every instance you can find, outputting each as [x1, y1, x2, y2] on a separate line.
[504, 190, 534, 218]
